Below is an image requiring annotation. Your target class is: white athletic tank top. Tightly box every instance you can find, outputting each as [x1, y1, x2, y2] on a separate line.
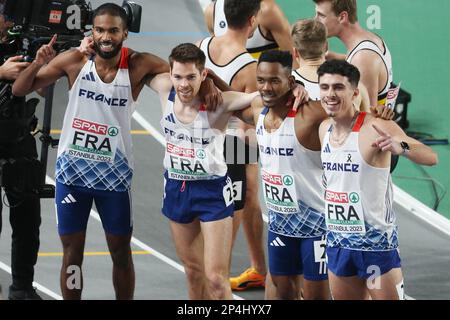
[346, 39, 393, 105]
[213, 0, 278, 59]
[56, 47, 136, 192]
[161, 88, 227, 180]
[292, 70, 320, 101]
[213, 0, 227, 36]
[199, 36, 256, 136]
[321, 112, 398, 251]
[256, 107, 326, 237]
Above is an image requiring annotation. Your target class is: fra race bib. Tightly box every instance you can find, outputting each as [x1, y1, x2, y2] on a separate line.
[261, 170, 300, 214]
[67, 118, 119, 163]
[166, 143, 210, 180]
[325, 189, 366, 234]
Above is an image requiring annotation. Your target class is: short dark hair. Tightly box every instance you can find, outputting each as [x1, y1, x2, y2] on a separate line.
[258, 50, 293, 73]
[317, 59, 360, 87]
[169, 43, 206, 71]
[225, 0, 261, 29]
[93, 3, 128, 28]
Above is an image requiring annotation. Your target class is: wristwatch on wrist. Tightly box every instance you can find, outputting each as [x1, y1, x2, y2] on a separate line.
[400, 141, 410, 156]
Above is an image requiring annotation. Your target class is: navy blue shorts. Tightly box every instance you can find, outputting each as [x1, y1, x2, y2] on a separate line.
[268, 231, 328, 281]
[55, 182, 133, 236]
[326, 247, 402, 279]
[162, 171, 234, 224]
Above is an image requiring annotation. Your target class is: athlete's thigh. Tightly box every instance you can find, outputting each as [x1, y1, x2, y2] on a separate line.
[94, 189, 133, 236]
[328, 270, 367, 300]
[201, 217, 233, 274]
[55, 182, 93, 235]
[244, 163, 259, 195]
[368, 267, 404, 300]
[169, 220, 204, 266]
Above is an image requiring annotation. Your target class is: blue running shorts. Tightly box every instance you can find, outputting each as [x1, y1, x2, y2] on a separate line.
[56, 181, 133, 235]
[268, 231, 328, 281]
[326, 247, 402, 279]
[162, 171, 234, 223]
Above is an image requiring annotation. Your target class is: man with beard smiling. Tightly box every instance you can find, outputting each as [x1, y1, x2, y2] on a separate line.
[12, 3, 173, 300]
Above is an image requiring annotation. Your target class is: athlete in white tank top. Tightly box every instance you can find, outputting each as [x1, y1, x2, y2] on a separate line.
[161, 88, 227, 180]
[256, 106, 326, 237]
[56, 47, 136, 192]
[199, 36, 256, 137]
[212, 0, 278, 59]
[321, 112, 397, 251]
[346, 39, 393, 105]
[292, 70, 320, 101]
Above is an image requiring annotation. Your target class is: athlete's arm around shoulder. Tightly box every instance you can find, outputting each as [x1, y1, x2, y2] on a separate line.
[130, 50, 170, 90]
[366, 116, 438, 166]
[233, 94, 264, 126]
[295, 100, 328, 149]
[221, 90, 260, 113]
[12, 47, 85, 96]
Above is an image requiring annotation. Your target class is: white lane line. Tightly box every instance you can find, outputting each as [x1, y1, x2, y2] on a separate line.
[0, 261, 62, 300]
[45, 175, 243, 300]
[133, 112, 166, 146]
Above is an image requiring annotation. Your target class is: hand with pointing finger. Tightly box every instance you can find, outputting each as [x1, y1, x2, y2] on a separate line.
[35, 34, 58, 67]
[77, 36, 95, 56]
[371, 124, 403, 155]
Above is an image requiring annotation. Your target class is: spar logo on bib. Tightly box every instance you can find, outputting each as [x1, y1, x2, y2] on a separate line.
[349, 192, 360, 203]
[167, 143, 195, 158]
[68, 118, 119, 163]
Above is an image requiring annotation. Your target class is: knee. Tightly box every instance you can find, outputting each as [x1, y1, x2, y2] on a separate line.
[244, 191, 261, 211]
[61, 245, 84, 266]
[184, 263, 204, 284]
[273, 278, 296, 300]
[205, 272, 228, 297]
[110, 245, 132, 269]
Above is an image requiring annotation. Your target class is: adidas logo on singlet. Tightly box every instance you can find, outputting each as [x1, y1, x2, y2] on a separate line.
[323, 144, 331, 153]
[61, 194, 77, 204]
[256, 126, 263, 136]
[165, 113, 176, 124]
[82, 72, 96, 82]
[270, 237, 286, 247]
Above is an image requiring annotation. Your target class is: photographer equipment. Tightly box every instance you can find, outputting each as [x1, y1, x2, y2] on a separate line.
[2, 0, 142, 60]
[0, 81, 44, 197]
